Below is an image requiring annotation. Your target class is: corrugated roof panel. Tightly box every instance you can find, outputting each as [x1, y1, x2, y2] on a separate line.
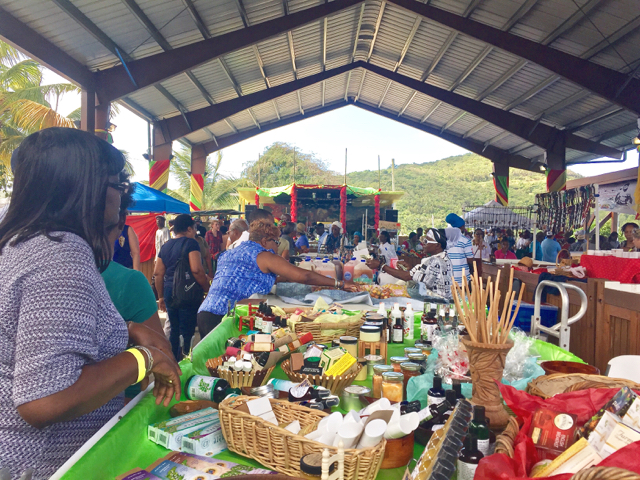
[369, 4, 419, 72]
[470, 123, 503, 143]
[287, 0, 323, 14]
[325, 7, 360, 69]
[588, 27, 640, 72]
[251, 99, 280, 124]
[484, 63, 555, 110]
[427, 35, 489, 91]
[323, 73, 349, 103]
[352, 1, 385, 62]
[223, 48, 265, 94]
[509, 0, 586, 44]
[184, 130, 212, 144]
[254, 35, 295, 84]
[189, 61, 240, 104]
[380, 81, 413, 111]
[445, 112, 483, 136]
[469, 0, 528, 29]
[190, 0, 245, 37]
[358, 70, 391, 105]
[128, 0, 202, 49]
[427, 102, 462, 128]
[400, 19, 453, 80]
[275, 91, 302, 117]
[299, 82, 322, 110]
[542, 93, 612, 128]
[290, 20, 323, 70]
[401, 91, 439, 122]
[575, 110, 637, 139]
[227, 110, 257, 131]
[243, 0, 284, 25]
[511, 78, 583, 120]
[453, 49, 521, 99]
[209, 119, 235, 137]
[128, 86, 178, 118]
[159, 74, 210, 112]
[345, 69, 364, 99]
[428, 0, 472, 16]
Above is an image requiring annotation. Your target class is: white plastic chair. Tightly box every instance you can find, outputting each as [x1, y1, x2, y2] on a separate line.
[606, 355, 640, 383]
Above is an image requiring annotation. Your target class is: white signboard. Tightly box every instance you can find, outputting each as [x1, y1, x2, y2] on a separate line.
[598, 180, 638, 215]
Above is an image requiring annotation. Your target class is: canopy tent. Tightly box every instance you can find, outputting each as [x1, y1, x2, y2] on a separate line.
[130, 182, 190, 214]
[463, 200, 534, 230]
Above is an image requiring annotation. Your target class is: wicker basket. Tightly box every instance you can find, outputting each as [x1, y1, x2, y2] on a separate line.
[571, 467, 640, 480]
[205, 356, 275, 389]
[293, 318, 365, 344]
[281, 359, 361, 395]
[494, 416, 520, 458]
[527, 373, 640, 399]
[219, 396, 385, 480]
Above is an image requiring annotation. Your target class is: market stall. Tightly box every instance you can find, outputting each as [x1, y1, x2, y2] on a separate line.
[51, 289, 640, 480]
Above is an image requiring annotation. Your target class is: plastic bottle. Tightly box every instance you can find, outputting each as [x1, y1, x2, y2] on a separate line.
[316, 259, 336, 279]
[431, 390, 458, 432]
[392, 317, 404, 343]
[427, 375, 446, 406]
[403, 303, 414, 340]
[343, 257, 356, 282]
[470, 405, 491, 456]
[377, 302, 386, 317]
[186, 375, 230, 402]
[299, 256, 314, 271]
[457, 434, 484, 480]
[353, 259, 373, 284]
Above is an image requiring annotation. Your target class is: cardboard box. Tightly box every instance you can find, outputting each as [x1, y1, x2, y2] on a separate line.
[116, 469, 163, 480]
[622, 397, 640, 431]
[290, 352, 304, 372]
[325, 352, 356, 376]
[148, 408, 217, 443]
[154, 413, 220, 451]
[602, 422, 640, 458]
[578, 387, 637, 439]
[181, 423, 227, 457]
[587, 411, 620, 455]
[150, 460, 217, 480]
[529, 408, 578, 459]
[320, 347, 346, 371]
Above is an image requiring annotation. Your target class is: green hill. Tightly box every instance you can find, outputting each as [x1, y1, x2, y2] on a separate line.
[346, 153, 580, 231]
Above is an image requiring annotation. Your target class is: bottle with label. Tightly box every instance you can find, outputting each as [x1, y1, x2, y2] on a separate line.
[421, 303, 438, 344]
[403, 303, 414, 340]
[414, 399, 451, 445]
[186, 375, 230, 402]
[470, 405, 491, 456]
[392, 318, 404, 343]
[427, 375, 446, 406]
[343, 256, 356, 281]
[453, 380, 465, 402]
[431, 390, 458, 432]
[299, 256, 314, 271]
[457, 434, 484, 480]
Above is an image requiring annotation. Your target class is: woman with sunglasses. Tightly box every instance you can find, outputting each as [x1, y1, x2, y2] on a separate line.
[366, 228, 453, 301]
[197, 219, 358, 338]
[0, 128, 182, 480]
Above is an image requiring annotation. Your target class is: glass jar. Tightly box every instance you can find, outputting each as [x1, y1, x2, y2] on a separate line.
[390, 356, 409, 373]
[407, 353, 428, 372]
[400, 362, 421, 400]
[360, 325, 381, 342]
[381, 371, 404, 403]
[339, 335, 358, 358]
[404, 347, 421, 357]
[372, 365, 394, 398]
[365, 354, 384, 377]
[414, 342, 433, 357]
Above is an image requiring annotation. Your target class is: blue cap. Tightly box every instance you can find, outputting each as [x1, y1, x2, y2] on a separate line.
[445, 213, 465, 228]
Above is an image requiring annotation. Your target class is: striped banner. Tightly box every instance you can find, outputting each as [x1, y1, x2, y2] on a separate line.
[493, 175, 509, 206]
[546, 169, 567, 192]
[190, 174, 204, 212]
[149, 159, 170, 193]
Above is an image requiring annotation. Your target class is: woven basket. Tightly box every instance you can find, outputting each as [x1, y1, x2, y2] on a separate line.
[571, 467, 640, 480]
[219, 396, 385, 480]
[293, 318, 365, 344]
[281, 359, 361, 395]
[527, 373, 640, 399]
[494, 416, 520, 458]
[205, 356, 275, 389]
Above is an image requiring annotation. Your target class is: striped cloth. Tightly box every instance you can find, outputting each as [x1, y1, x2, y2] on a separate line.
[448, 235, 473, 285]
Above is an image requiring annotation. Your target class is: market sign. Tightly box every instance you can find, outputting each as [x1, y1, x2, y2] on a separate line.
[597, 180, 638, 215]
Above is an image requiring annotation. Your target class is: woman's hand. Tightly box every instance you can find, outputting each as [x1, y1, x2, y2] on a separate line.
[129, 322, 172, 360]
[366, 258, 382, 270]
[158, 298, 166, 312]
[148, 346, 182, 406]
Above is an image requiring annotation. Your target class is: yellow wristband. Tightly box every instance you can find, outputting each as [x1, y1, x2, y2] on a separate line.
[126, 348, 146, 384]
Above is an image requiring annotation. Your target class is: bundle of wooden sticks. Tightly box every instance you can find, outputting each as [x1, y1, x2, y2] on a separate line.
[451, 267, 524, 344]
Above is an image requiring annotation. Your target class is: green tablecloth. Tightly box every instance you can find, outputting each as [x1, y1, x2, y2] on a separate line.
[61, 306, 583, 479]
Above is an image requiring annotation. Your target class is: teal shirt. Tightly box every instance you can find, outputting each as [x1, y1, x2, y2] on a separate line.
[101, 261, 157, 324]
[102, 261, 158, 398]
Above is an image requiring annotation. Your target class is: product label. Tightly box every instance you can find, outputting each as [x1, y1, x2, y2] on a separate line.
[255, 316, 263, 329]
[425, 324, 437, 341]
[427, 395, 445, 406]
[478, 438, 490, 456]
[344, 271, 353, 281]
[392, 329, 403, 343]
[403, 319, 414, 340]
[187, 376, 220, 401]
[457, 460, 479, 480]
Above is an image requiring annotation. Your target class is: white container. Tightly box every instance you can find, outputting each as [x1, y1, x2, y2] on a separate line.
[403, 303, 414, 340]
[299, 256, 315, 271]
[334, 422, 364, 449]
[587, 250, 596, 255]
[316, 259, 337, 279]
[353, 259, 374, 284]
[384, 412, 419, 439]
[356, 419, 387, 449]
[377, 302, 386, 316]
[343, 257, 357, 282]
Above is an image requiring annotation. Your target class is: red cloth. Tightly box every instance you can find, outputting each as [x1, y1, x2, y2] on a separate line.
[495, 250, 517, 260]
[580, 254, 640, 283]
[125, 214, 158, 263]
[476, 384, 640, 480]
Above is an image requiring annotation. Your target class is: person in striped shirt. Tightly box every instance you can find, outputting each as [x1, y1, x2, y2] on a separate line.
[445, 213, 474, 286]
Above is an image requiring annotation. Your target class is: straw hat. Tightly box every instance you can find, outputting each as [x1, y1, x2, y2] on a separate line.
[518, 257, 533, 269]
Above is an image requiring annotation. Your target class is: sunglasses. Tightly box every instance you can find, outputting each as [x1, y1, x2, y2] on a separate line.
[107, 181, 131, 194]
[267, 238, 280, 246]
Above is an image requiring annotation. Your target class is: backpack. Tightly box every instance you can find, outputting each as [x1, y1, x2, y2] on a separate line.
[170, 239, 204, 309]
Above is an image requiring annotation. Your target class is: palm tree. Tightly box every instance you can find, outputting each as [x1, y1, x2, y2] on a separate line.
[170, 146, 247, 210]
[0, 41, 79, 170]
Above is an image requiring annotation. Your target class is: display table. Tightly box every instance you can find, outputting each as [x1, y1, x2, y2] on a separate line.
[55, 303, 581, 480]
[580, 254, 640, 284]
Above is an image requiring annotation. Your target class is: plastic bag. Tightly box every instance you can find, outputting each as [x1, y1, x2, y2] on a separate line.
[502, 329, 545, 389]
[534, 339, 585, 363]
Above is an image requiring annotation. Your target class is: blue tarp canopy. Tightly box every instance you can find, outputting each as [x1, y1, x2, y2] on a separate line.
[130, 182, 190, 214]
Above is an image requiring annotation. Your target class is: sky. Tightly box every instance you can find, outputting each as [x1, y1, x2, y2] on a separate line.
[43, 69, 639, 189]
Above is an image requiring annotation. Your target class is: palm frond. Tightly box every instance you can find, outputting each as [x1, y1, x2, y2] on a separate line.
[0, 124, 26, 169]
[66, 106, 82, 121]
[0, 41, 25, 67]
[8, 99, 76, 131]
[0, 60, 42, 90]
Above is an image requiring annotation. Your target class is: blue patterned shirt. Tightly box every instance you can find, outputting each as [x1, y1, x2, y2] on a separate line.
[199, 241, 277, 316]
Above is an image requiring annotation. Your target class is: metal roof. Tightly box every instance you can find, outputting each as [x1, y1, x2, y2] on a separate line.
[1, 0, 639, 171]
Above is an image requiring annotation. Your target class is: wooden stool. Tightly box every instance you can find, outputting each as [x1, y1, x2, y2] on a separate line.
[358, 340, 388, 363]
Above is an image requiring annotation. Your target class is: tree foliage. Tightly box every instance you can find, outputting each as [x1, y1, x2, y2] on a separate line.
[242, 141, 342, 187]
[170, 146, 248, 210]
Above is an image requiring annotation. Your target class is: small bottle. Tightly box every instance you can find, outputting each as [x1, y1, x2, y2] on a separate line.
[457, 434, 484, 480]
[427, 375, 446, 406]
[403, 303, 414, 340]
[421, 303, 438, 344]
[377, 301, 386, 317]
[391, 302, 402, 325]
[186, 375, 230, 402]
[431, 390, 459, 432]
[392, 317, 404, 343]
[452, 380, 465, 402]
[417, 400, 451, 425]
[470, 405, 491, 456]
